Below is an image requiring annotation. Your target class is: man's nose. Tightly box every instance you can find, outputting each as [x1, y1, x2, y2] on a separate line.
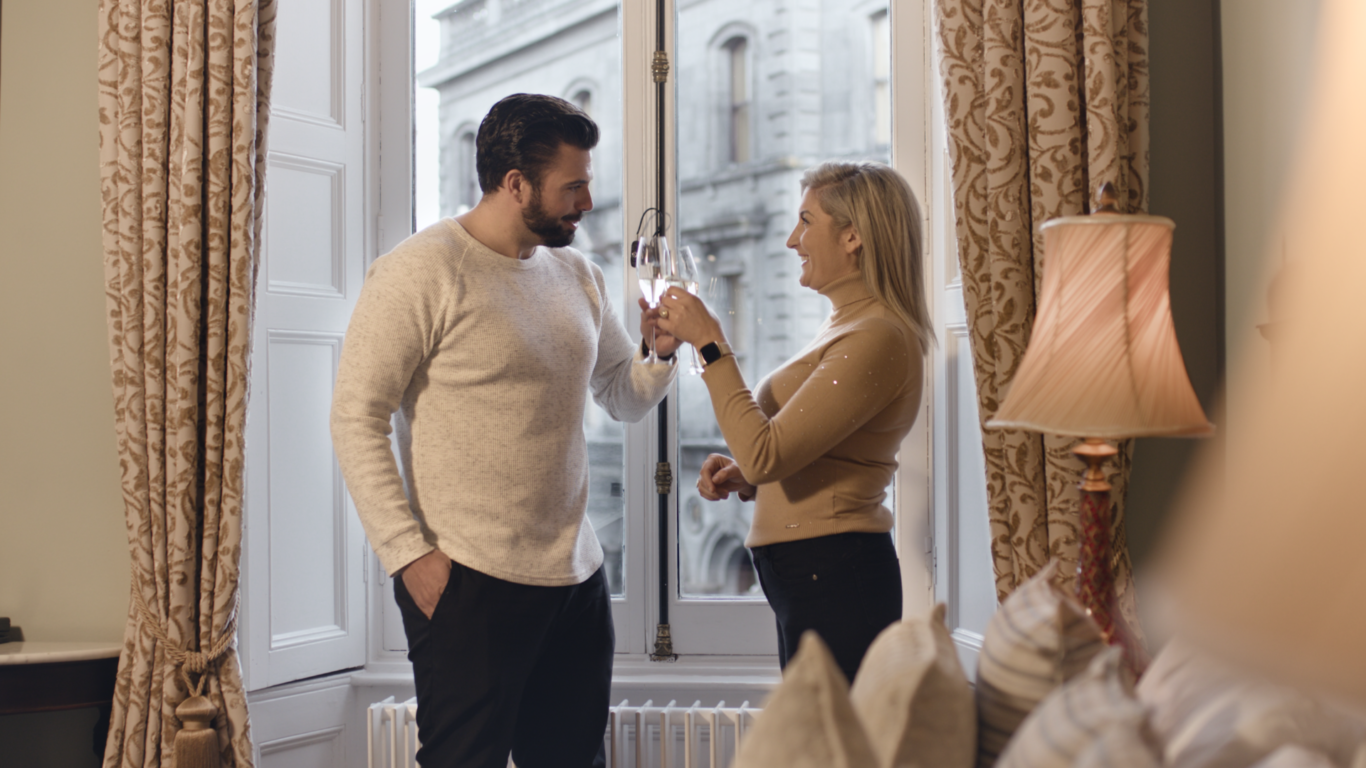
[579, 187, 593, 213]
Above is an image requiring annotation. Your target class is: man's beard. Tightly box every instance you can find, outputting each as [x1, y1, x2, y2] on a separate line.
[523, 187, 580, 248]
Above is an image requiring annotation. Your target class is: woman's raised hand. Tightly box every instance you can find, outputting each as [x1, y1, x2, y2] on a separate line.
[656, 288, 725, 348]
[697, 453, 757, 502]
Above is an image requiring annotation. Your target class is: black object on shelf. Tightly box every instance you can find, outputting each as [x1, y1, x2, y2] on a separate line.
[0, 617, 23, 644]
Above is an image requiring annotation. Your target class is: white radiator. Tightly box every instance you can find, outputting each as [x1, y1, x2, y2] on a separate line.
[366, 696, 762, 768]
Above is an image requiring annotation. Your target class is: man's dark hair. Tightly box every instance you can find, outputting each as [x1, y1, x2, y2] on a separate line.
[476, 94, 599, 194]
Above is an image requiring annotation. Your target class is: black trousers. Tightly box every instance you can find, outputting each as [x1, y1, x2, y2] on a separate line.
[394, 561, 613, 768]
[750, 531, 902, 682]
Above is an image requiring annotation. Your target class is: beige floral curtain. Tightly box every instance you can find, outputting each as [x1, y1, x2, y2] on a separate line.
[934, 0, 1148, 613]
[97, 0, 275, 766]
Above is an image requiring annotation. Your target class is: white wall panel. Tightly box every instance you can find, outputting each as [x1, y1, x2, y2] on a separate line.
[266, 332, 348, 648]
[266, 155, 345, 298]
[271, 0, 344, 127]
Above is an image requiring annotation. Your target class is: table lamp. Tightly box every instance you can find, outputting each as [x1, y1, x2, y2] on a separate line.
[987, 183, 1214, 648]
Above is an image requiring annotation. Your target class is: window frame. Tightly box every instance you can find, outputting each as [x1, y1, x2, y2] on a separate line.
[365, 0, 938, 675]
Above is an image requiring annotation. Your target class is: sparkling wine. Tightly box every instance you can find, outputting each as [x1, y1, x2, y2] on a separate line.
[663, 278, 699, 296]
[638, 278, 662, 305]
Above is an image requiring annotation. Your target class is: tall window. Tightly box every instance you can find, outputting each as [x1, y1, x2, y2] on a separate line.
[383, 0, 941, 660]
[872, 9, 891, 147]
[725, 37, 750, 164]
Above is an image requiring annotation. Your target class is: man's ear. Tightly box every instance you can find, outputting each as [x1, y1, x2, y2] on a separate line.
[503, 169, 530, 205]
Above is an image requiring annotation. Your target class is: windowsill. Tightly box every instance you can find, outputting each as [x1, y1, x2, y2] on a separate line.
[348, 654, 782, 703]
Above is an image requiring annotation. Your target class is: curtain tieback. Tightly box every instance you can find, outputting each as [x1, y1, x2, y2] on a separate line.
[130, 573, 239, 768]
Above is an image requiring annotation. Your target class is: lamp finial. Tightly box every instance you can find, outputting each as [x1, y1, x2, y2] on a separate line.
[1093, 182, 1120, 214]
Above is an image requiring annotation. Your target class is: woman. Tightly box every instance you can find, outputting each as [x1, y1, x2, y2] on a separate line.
[655, 161, 932, 681]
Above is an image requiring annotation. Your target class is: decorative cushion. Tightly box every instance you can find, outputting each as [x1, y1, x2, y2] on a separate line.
[1137, 638, 1366, 768]
[1073, 722, 1164, 768]
[1249, 745, 1339, 768]
[975, 559, 1106, 767]
[734, 631, 878, 768]
[850, 603, 975, 768]
[996, 647, 1157, 768]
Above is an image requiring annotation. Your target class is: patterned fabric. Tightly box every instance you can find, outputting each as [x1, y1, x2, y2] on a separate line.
[975, 560, 1105, 767]
[735, 632, 878, 768]
[97, 1, 276, 766]
[932, 0, 1150, 619]
[997, 648, 1157, 768]
[850, 603, 976, 768]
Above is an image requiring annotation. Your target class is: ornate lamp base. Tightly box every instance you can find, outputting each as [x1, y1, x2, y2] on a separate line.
[1073, 438, 1149, 677]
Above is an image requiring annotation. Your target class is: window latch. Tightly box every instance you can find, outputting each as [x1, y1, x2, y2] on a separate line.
[655, 461, 673, 495]
[652, 51, 670, 84]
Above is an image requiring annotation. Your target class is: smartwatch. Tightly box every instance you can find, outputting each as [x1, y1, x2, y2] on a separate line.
[699, 340, 734, 367]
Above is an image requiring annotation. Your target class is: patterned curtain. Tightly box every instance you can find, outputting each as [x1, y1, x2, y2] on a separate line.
[97, 0, 275, 765]
[933, 0, 1149, 616]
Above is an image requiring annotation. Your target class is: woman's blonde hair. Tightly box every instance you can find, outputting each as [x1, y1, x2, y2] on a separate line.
[801, 161, 934, 350]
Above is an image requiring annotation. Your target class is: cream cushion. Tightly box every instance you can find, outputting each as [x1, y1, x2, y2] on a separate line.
[1249, 745, 1339, 768]
[996, 647, 1158, 768]
[975, 559, 1105, 766]
[1074, 722, 1163, 768]
[850, 603, 975, 768]
[1138, 638, 1366, 768]
[734, 631, 878, 768]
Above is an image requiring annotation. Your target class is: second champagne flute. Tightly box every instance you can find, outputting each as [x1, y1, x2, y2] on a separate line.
[636, 235, 664, 363]
[669, 246, 704, 374]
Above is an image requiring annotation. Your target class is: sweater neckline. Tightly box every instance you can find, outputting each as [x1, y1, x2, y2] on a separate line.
[444, 218, 546, 271]
[818, 271, 874, 310]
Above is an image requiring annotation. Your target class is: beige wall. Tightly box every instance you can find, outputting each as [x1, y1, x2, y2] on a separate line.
[1221, 0, 1323, 434]
[0, 0, 127, 641]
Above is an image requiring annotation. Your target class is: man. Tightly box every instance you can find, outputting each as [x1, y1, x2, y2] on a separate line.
[331, 94, 678, 768]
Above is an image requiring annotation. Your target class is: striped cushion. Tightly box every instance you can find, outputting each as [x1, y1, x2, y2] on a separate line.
[975, 560, 1105, 767]
[997, 648, 1157, 768]
[850, 603, 975, 768]
[735, 631, 878, 768]
[1137, 638, 1366, 768]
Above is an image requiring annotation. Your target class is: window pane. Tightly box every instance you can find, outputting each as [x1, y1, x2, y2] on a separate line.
[675, 3, 893, 598]
[414, 0, 627, 596]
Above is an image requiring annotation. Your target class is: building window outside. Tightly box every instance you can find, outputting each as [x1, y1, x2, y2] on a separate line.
[725, 37, 750, 164]
[872, 9, 891, 147]
[572, 88, 594, 116]
[458, 130, 478, 212]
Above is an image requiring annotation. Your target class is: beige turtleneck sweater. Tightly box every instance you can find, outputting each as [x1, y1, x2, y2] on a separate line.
[702, 272, 924, 547]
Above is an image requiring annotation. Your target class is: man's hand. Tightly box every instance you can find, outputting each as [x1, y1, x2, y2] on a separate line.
[398, 550, 452, 619]
[639, 297, 684, 358]
[697, 453, 757, 501]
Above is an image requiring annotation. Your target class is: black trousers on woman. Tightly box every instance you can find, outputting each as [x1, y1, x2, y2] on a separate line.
[750, 531, 903, 682]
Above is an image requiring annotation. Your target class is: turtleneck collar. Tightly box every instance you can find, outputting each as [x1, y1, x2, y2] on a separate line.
[818, 271, 874, 310]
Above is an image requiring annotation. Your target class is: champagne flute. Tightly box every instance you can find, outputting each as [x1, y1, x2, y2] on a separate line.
[636, 235, 665, 363]
[668, 246, 704, 374]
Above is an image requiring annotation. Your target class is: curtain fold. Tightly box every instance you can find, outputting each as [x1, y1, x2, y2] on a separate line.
[934, 0, 1148, 619]
[97, 0, 275, 765]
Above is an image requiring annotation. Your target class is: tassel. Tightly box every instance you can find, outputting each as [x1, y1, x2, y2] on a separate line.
[174, 695, 221, 768]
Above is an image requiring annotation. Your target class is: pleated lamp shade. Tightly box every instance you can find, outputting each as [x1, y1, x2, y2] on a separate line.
[987, 214, 1213, 439]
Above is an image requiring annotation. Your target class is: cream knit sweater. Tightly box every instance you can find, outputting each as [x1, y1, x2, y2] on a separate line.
[331, 219, 676, 586]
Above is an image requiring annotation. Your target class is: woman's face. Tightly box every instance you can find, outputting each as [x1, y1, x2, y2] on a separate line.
[786, 187, 860, 291]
